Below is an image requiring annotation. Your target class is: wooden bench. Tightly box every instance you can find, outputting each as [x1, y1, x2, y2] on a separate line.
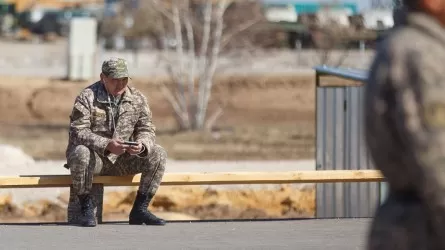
[0, 170, 385, 224]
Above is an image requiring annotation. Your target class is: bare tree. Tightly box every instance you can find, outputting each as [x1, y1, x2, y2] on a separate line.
[135, 0, 265, 131]
[310, 23, 353, 67]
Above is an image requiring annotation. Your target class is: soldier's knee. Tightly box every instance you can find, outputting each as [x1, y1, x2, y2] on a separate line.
[67, 145, 92, 168]
[143, 144, 166, 174]
[151, 144, 167, 164]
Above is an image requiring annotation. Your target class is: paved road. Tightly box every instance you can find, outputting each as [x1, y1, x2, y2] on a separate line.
[0, 218, 371, 249]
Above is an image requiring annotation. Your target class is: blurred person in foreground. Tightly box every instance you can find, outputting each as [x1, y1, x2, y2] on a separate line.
[365, 0, 445, 249]
[65, 57, 167, 227]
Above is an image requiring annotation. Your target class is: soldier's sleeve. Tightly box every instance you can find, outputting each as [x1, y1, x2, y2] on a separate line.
[69, 93, 111, 156]
[366, 42, 445, 218]
[133, 95, 156, 157]
[408, 52, 445, 219]
[365, 44, 413, 189]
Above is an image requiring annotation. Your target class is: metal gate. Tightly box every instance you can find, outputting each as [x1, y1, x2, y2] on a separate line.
[314, 66, 387, 218]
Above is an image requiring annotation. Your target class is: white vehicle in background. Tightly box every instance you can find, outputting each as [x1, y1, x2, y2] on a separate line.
[264, 4, 298, 23]
[261, 0, 395, 49]
[361, 9, 394, 31]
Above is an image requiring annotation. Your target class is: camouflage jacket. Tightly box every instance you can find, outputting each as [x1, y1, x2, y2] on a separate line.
[365, 10, 445, 217]
[66, 81, 156, 163]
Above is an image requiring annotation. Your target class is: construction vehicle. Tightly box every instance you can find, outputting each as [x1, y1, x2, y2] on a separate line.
[4, 0, 103, 12]
[3, 0, 102, 41]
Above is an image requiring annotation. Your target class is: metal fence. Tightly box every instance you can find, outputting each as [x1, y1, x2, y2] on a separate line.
[314, 66, 387, 218]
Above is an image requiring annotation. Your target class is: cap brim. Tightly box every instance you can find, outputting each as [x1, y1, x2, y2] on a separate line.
[108, 74, 131, 80]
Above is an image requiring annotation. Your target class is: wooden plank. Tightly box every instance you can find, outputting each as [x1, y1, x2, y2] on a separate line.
[0, 170, 385, 188]
[318, 79, 364, 87]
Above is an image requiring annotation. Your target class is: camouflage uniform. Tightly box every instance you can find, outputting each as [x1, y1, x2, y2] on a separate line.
[365, 10, 445, 250]
[65, 58, 167, 227]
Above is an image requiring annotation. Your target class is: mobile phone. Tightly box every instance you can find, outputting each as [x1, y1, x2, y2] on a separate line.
[122, 141, 139, 146]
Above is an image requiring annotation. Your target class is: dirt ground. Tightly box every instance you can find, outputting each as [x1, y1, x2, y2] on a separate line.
[0, 185, 315, 223]
[0, 73, 324, 161]
[0, 73, 357, 222]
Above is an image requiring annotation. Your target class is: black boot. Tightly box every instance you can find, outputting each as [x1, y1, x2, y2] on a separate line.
[129, 191, 166, 226]
[78, 194, 97, 227]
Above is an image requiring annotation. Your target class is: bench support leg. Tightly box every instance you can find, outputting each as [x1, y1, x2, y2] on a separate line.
[67, 184, 104, 225]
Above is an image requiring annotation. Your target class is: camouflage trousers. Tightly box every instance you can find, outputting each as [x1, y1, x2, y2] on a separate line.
[67, 144, 167, 198]
[367, 190, 445, 250]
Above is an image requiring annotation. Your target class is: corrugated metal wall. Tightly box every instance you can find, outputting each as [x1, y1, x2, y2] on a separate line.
[315, 85, 382, 218]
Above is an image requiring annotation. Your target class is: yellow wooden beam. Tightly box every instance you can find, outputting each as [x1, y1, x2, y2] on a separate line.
[0, 170, 385, 188]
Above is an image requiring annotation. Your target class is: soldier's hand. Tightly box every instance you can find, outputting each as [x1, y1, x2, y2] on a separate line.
[126, 141, 143, 155]
[106, 139, 129, 155]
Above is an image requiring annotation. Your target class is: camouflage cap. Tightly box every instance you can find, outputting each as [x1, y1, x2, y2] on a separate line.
[101, 57, 130, 79]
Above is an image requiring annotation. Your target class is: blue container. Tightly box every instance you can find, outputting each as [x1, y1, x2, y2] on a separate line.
[261, 0, 359, 15]
[293, 2, 358, 14]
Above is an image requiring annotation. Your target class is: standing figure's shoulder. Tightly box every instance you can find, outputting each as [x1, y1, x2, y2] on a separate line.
[377, 22, 445, 69]
[368, 25, 435, 86]
[377, 27, 423, 61]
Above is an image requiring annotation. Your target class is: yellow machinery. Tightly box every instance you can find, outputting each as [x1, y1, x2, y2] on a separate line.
[3, 0, 103, 41]
[5, 0, 103, 12]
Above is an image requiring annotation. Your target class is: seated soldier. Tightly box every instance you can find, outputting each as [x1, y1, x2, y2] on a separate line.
[365, 0, 445, 249]
[65, 57, 167, 227]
